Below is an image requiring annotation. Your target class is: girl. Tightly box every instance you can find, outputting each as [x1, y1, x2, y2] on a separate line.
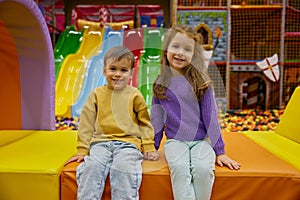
[151, 24, 240, 200]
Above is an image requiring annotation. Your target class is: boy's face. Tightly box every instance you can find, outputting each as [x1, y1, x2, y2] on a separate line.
[103, 57, 133, 90]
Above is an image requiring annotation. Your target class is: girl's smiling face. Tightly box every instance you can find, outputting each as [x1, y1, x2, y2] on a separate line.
[167, 32, 195, 74]
[103, 57, 133, 90]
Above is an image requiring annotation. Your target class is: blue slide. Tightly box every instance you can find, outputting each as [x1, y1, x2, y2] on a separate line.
[71, 26, 124, 117]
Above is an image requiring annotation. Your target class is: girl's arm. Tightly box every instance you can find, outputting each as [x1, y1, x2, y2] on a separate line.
[200, 87, 225, 155]
[201, 88, 241, 170]
[151, 96, 166, 150]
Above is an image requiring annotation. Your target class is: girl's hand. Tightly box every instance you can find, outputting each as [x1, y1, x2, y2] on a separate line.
[64, 155, 85, 166]
[143, 151, 159, 161]
[216, 154, 241, 170]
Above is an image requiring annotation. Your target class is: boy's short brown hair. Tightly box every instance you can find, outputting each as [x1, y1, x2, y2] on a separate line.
[104, 46, 135, 69]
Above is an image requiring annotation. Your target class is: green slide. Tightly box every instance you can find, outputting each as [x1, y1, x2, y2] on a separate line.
[54, 26, 84, 80]
[138, 27, 164, 111]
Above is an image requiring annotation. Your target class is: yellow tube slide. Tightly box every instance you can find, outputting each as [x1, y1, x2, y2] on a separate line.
[55, 27, 103, 117]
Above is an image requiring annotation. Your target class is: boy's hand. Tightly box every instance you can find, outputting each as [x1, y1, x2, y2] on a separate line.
[143, 151, 159, 161]
[64, 155, 85, 166]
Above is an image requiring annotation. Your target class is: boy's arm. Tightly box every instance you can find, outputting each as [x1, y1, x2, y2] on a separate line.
[133, 91, 156, 153]
[137, 106, 156, 153]
[76, 92, 97, 156]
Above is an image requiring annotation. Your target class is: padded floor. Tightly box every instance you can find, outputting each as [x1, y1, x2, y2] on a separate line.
[244, 131, 300, 172]
[61, 132, 300, 200]
[0, 130, 35, 147]
[0, 130, 77, 200]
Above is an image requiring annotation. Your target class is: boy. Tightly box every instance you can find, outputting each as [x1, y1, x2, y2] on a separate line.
[65, 46, 159, 200]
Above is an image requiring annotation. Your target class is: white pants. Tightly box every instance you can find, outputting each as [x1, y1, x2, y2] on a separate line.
[164, 139, 216, 200]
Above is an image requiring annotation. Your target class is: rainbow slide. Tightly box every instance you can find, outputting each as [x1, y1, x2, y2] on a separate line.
[72, 26, 124, 117]
[55, 27, 104, 117]
[56, 26, 164, 117]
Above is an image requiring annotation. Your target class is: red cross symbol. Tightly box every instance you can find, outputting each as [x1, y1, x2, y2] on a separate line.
[262, 58, 278, 82]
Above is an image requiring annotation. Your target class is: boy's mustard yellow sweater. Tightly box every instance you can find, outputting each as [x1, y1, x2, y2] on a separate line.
[76, 85, 156, 156]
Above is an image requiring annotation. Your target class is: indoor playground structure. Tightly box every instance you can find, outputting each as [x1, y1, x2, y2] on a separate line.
[0, 0, 55, 130]
[1, 0, 300, 200]
[0, 1, 76, 200]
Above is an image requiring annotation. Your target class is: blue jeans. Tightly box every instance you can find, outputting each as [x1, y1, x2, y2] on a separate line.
[76, 141, 143, 200]
[164, 139, 216, 200]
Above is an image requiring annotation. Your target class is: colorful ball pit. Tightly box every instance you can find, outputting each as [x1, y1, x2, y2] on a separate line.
[55, 108, 285, 132]
[220, 108, 284, 132]
[55, 116, 79, 130]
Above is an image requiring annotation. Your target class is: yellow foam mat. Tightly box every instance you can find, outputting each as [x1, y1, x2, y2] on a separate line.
[0, 130, 77, 200]
[0, 130, 35, 147]
[244, 131, 300, 172]
[275, 86, 300, 143]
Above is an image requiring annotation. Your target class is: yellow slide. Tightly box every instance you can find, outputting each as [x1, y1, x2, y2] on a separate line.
[55, 27, 104, 117]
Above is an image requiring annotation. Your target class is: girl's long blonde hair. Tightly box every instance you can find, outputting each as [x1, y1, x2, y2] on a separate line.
[153, 24, 212, 101]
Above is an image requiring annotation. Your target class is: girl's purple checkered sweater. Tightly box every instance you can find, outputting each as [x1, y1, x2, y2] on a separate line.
[151, 75, 225, 155]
